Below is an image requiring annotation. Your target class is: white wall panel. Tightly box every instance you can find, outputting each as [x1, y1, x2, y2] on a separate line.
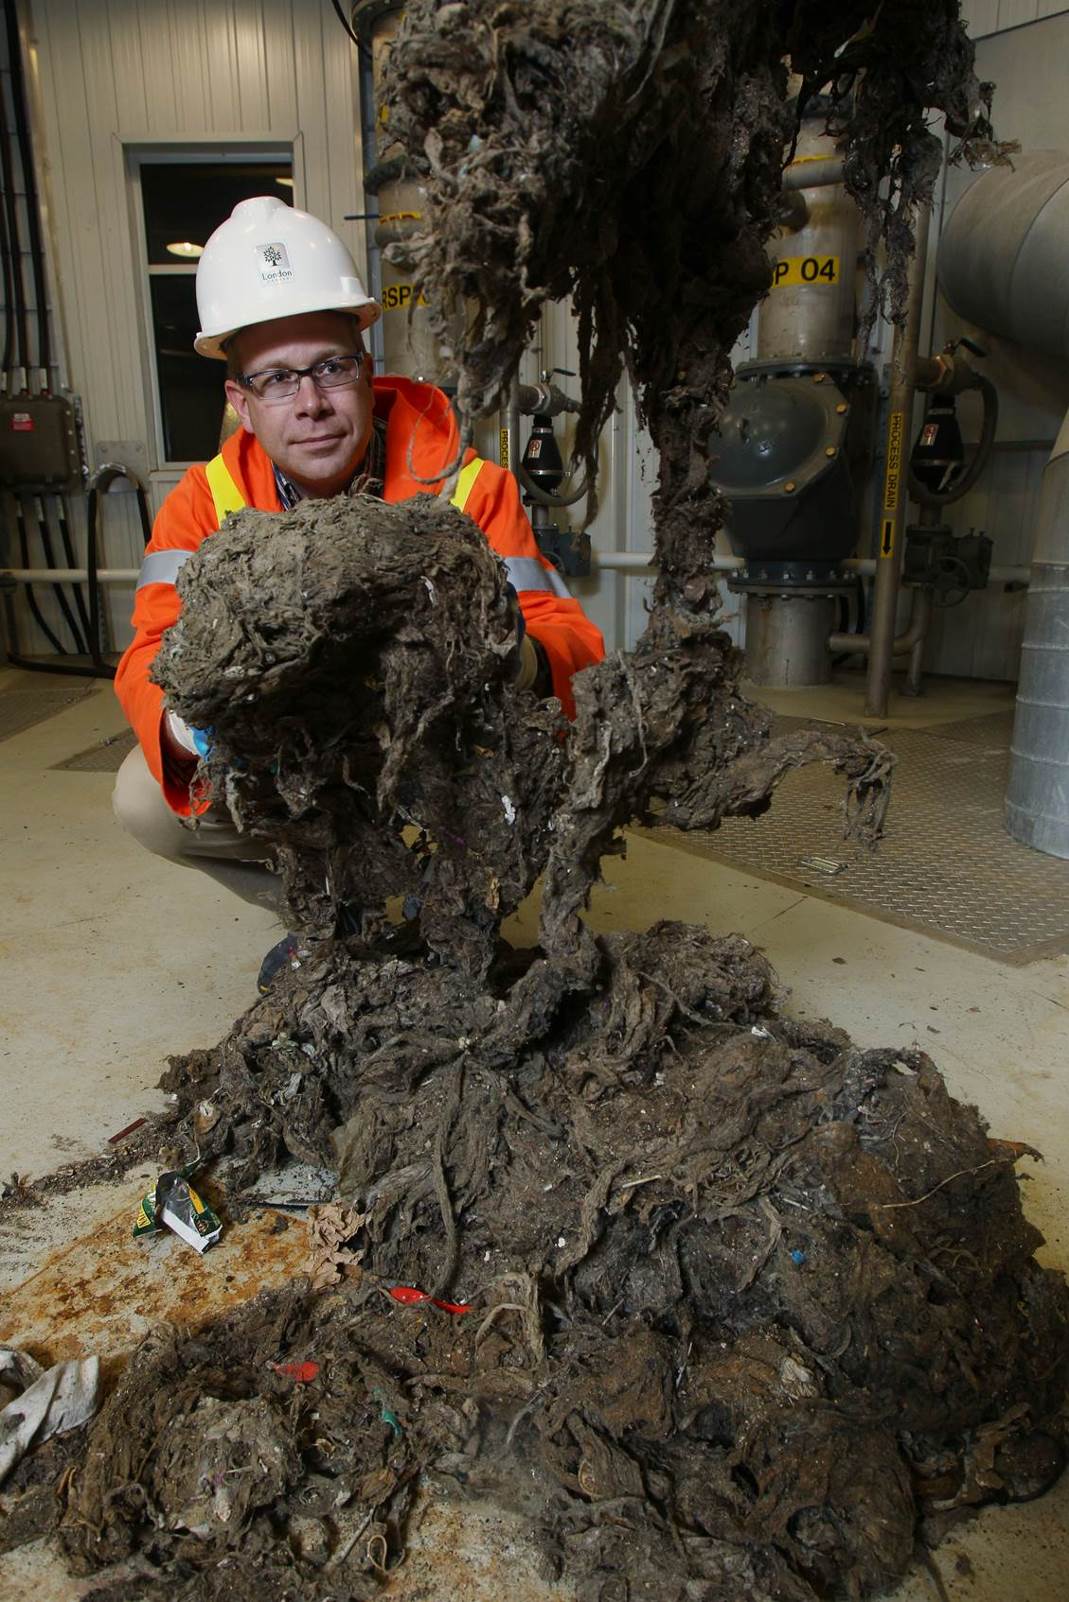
[165, 1, 210, 132]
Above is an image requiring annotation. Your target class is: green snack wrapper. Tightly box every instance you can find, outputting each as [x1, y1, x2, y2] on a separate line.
[132, 1161, 223, 1253]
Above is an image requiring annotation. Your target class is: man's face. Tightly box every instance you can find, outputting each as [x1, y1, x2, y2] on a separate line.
[224, 310, 375, 497]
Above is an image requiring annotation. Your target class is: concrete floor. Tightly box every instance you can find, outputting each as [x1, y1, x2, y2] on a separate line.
[1, 665, 1067, 1596]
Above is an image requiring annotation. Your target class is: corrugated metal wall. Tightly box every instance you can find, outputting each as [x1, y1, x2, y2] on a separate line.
[7, 0, 365, 656]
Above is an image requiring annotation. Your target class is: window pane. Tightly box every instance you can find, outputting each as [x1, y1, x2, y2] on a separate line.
[150, 275, 227, 462]
[141, 161, 292, 265]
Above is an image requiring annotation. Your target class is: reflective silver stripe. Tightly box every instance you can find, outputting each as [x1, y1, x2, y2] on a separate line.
[505, 555, 571, 599]
[137, 549, 192, 589]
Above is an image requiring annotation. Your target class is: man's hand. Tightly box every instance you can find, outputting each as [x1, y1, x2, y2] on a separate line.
[163, 710, 212, 761]
[508, 586, 551, 694]
[514, 631, 540, 691]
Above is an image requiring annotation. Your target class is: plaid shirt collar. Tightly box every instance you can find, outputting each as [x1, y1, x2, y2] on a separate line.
[272, 413, 388, 509]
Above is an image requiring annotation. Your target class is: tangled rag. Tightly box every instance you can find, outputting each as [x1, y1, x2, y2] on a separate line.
[0, 1344, 100, 1485]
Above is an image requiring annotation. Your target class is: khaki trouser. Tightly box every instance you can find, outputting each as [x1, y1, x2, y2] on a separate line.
[112, 745, 280, 913]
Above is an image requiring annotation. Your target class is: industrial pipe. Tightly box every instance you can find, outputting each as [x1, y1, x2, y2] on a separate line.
[782, 156, 845, 191]
[864, 203, 931, 717]
[762, 126, 859, 368]
[939, 152, 1069, 355]
[904, 587, 934, 698]
[847, 557, 1028, 584]
[591, 550, 1030, 584]
[827, 583, 930, 658]
[2, 567, 137, 583]
[595, 551, 742, 573]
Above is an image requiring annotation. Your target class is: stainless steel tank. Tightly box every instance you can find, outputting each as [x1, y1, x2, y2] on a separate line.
[940, 153, 1069, 857]
[1003, 411, 1069, 858]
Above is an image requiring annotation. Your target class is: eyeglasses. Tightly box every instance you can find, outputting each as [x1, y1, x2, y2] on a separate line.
[238, 352, 367, 402]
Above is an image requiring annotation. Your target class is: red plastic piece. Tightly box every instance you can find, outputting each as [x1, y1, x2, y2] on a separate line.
[108, 1117, 148, 1144]
[270, 1360, 320, 1383]
[387, 1285, 471, 1315]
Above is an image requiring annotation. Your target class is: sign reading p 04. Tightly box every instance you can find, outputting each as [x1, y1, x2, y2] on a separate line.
[770, 255, 840, 288]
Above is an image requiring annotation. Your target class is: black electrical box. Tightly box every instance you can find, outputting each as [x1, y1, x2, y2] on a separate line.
[0, 394, 84, 492]
[535, 523, 592, 578]
[903, 524, 992, 604]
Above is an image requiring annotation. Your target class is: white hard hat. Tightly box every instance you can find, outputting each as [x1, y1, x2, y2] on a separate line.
[194, 196, 380, 359]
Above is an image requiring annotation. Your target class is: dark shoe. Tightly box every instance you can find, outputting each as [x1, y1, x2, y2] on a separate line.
[257, 932, 303, 994]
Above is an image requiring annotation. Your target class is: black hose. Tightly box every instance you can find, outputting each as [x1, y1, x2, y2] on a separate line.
[83, 465, 151, 678]
[32, 494, 86, 653]
[14, 492, 64, 653]
[0, 126, 14, 374]
[3, 0, 49, 378]
[330, 0, 376, 70]
[0, 31, 28, 378]
[909, 376, 999, 508]
[55, 493, 92, 642]
[330, 0, 360, 47]
[3, 647, 101, 677]
[830, 575, 868, 668]
[85, 479, 108, 674]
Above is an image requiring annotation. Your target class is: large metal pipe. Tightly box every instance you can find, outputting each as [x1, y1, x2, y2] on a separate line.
[782, 155, 845, 192]
[864, 204, 931, 717]
[595, 551, 741, 572]
[939, 152, 1069, 354]
[940, 153, 1069, 856]
[760, 127, 859, 367]
[745, 594, 836, 686]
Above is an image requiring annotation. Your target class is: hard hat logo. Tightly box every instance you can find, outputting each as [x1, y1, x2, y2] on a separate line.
[255, 242, 293, 282]
[193, 196, 380, 361]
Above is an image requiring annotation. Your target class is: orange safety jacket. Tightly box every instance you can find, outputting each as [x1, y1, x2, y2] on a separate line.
[115, 375, 604, 814]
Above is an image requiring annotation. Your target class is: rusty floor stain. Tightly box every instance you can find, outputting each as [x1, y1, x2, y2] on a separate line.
[0, 1181, 309, 1382]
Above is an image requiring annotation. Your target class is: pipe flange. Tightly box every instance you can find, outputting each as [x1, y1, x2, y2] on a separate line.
[729, 559, 854, 594]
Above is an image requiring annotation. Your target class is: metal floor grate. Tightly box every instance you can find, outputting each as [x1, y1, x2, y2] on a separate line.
[923, 709, 1015, 747]
[0, 682, 94, 743]
[650, 711, 1069, 963]
[52, 727, 137, 772]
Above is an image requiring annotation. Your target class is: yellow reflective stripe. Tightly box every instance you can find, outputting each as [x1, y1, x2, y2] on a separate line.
[204, 452, 247, 526]
[450, 456, 484, 515]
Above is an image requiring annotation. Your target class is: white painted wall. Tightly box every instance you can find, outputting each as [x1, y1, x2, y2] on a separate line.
[8, 0, 366, 656]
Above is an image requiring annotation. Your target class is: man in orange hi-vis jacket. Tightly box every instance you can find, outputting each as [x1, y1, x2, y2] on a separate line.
[113, 197, 603, 986]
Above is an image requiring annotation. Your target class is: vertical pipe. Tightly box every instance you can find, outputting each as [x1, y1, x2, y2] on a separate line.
[903, 587, 932, 697]
[865, 204, 930, 716]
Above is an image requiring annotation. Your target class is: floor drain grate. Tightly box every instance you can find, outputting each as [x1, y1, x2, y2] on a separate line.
[650, 711, 1069, 963]
[0, 683, 95, 743]
[52, 729, 137, 772]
